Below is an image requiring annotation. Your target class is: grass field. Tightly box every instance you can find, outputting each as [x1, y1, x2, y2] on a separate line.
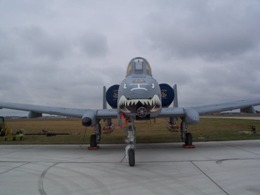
[1, 117, 260, 144]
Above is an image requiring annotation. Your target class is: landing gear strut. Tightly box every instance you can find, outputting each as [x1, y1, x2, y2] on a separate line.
[125, 118, 136, 167]
[180, 120, 194, 148]
[89, 123, 101, 149]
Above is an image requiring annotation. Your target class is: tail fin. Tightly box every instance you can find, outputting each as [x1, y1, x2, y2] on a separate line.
[173, 84, 178, 107]
[103, 86, 107, 109]
[168, 84, 179, 131]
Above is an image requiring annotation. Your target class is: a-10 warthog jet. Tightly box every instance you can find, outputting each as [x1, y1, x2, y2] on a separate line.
[1, 57, 260, 166]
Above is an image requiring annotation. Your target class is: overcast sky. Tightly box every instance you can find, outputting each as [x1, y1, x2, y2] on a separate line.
[1, 0, 260, 116]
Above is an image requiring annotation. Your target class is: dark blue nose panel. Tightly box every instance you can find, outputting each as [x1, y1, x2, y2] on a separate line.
[160, 83, 174, 107]
[106, 84, 119, 108]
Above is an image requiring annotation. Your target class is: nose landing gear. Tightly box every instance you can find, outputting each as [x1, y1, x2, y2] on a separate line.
[124, 118, 136, 167]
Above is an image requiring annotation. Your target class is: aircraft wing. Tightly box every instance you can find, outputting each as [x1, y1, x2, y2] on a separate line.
[188, 99, 260, 115]
[160, 99, 260, 117]
[1, 99, 260, 120]
[0, 102, 118, 119]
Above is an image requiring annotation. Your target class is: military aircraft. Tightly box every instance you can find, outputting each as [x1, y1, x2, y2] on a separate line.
[1, 57, 260, 167]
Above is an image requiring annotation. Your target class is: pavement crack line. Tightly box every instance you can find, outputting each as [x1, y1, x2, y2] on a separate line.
[191, 161, 229, 195]
[38, 162, 59, 195]
[0, 162, 30, 175]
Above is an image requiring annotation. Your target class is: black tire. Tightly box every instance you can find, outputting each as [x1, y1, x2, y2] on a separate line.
[128, 148, 135, 167]
[90, 134, 97, 147]
[185, 133, 192, 146]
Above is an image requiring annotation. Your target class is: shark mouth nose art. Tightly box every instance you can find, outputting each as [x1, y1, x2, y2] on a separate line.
[118, 94, 161, 117]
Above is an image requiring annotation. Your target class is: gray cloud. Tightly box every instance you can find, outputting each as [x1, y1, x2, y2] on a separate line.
[17, 26, 71, 60]
[77, 32, 109, 58]
[143, 1, 260, 60]
[0, 31, 16, 62]
[0, 0, 260, 116]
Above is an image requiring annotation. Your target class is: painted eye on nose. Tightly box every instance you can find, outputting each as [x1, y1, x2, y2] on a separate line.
[152, 83, 155, 88]
[124, 84, 127, 89]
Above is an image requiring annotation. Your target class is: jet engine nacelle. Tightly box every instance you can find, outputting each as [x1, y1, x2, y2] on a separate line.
[159, 83, 174, 107]
[106, 84, 119, 109]
[82, 111, 96, 127]
[184, 109, 200, 125]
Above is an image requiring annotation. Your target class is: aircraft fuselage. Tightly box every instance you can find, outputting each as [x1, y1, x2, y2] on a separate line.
[118, 57, 162, 119]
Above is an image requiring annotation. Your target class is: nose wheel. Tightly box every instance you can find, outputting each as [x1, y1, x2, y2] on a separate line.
[126, 146, 135, 167]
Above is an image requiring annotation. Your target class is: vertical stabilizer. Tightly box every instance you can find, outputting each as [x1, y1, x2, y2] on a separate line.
[167, 84, 179, 131]
[173, 84, 178, 107]
[103, 86, 107, 109]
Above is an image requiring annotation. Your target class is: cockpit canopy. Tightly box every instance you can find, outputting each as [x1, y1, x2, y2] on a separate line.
[126, 57, 152, 76]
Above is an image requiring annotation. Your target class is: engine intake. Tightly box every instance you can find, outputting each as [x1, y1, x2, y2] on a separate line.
[159, 83, 174, 107]
[106, 84, 119, 109]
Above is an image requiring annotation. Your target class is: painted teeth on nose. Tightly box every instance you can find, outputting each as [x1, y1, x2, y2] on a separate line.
[120, 95, 161, 109]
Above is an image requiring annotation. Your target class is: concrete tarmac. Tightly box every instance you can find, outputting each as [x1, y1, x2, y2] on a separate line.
[0, 141, 260, 195]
